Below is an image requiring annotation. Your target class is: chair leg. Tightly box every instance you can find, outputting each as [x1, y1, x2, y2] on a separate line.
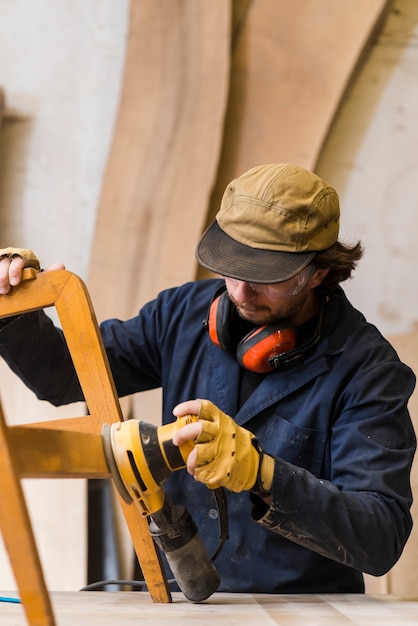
[0, 400, 56, 626]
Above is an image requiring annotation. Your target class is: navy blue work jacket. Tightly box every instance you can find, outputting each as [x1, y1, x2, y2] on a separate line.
[0, 278, 416, 593]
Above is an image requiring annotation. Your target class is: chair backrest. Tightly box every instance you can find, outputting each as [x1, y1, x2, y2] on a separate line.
[0, 269, 170, 626]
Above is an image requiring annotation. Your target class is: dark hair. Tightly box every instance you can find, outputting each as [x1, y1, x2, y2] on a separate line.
[312, 240, 364, 296]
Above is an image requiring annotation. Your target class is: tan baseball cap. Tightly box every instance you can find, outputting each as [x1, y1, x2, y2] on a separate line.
[196, 163, 340, 283]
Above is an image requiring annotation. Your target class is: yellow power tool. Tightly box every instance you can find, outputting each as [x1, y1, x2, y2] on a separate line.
[102, 415, 197, 515]
[102, 416, 223, 602]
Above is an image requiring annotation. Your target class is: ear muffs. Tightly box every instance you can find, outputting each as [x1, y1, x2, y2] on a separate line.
[207, 288, 237, 353]
[236, 323, 297, 374]
[207, 288, 297, 373]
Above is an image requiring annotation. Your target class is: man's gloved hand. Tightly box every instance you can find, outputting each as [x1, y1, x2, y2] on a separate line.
[173, 399, 274, 496]
[0, 247, 41, 270]
[0, 247, 42, 295]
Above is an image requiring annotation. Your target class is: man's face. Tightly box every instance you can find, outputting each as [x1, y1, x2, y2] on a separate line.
[224, 269, 318, 326]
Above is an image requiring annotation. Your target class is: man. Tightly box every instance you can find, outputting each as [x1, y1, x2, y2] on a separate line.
[0, 163, 415, 593]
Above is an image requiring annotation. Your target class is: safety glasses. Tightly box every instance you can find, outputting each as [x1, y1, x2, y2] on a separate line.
[224, 265, 315, 299]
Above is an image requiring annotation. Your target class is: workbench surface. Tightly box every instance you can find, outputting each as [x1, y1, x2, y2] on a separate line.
[2, 592, 418, 625]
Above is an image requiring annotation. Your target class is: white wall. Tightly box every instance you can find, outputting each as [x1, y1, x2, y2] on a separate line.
[0, 0, 129, 591]
[0, 0, 129, 275]
[317, 0, 418, 337]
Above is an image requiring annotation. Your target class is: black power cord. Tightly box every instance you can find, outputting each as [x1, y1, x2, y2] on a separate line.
[81, 487, 229, 592]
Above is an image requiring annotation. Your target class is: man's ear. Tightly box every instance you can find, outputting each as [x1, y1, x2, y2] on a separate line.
[309, 268, 329, 288]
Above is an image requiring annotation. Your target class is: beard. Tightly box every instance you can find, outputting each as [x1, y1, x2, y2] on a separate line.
[228, 290, 309, 326]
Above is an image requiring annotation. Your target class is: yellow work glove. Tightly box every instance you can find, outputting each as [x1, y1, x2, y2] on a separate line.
[194, 399, 274, 496]
[0, 247, 40, 270]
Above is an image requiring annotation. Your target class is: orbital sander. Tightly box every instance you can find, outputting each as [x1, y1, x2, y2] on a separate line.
[102, 416, 225, 602]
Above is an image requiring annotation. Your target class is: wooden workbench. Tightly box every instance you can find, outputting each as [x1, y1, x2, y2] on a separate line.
[1, 592, 418, 625]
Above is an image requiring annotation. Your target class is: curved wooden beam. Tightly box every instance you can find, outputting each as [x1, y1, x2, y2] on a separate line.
[88, 0, 231, 321]
[197, 0, 392, 279]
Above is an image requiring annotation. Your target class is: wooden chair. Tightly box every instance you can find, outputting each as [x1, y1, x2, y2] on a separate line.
[0, 269, 171, 626]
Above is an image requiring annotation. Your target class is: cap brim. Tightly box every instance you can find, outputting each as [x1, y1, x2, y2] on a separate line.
[196, 221, 315, 284]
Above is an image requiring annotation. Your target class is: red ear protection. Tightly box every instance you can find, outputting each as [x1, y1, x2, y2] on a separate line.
[236, 324, 297, 373]
[207, 288, 235, 352]
[207, 289, 297, 373]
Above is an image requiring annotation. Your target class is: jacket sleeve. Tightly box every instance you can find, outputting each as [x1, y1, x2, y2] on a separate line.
[0, 281, 193, 405]
[0, 306, 161, 405]
[0, 311, 84, 405]
[252, 354, 416, 577]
